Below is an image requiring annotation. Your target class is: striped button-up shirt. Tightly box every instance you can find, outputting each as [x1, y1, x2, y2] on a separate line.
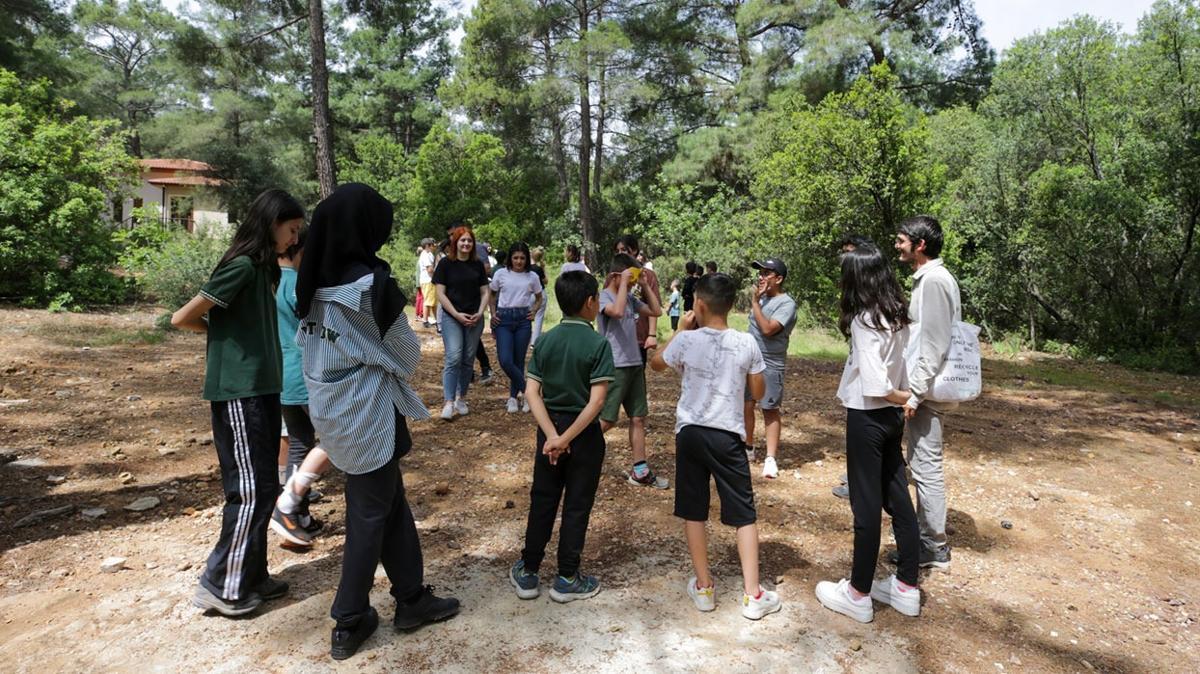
[298, 274, 430, 475]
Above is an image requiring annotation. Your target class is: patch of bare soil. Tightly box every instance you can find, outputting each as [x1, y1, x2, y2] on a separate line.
[0, 307, 1196, 673]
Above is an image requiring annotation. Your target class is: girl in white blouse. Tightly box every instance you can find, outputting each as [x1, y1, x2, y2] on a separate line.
[816, 244, 922, 624]
[490, 242, 544, 413]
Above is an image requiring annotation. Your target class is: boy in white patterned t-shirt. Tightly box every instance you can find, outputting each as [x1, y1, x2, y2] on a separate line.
[649, 273, 782, 621]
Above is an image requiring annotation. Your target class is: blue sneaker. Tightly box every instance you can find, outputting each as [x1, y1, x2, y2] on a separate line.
[549, 573, 601, 603]
[509, 560, 540, 600]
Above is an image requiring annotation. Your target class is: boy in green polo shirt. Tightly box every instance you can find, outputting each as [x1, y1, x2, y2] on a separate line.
[510, 271, 615, 603]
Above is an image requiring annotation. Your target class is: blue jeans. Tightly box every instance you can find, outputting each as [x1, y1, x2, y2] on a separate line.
[440, 311, 484, 401]
[494, 307, 533, 398]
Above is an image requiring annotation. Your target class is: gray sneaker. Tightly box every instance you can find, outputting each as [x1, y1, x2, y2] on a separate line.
[888, 545, 951, 570]
[192, 584, 263, 617]
[831, 484, 849, 499]
[509, 560, 540, 600]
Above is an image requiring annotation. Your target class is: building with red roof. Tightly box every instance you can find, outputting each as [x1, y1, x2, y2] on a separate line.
[120, 159, 229, 234]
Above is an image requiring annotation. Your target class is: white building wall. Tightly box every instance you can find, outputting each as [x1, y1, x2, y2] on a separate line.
[121, 183, 167, 223]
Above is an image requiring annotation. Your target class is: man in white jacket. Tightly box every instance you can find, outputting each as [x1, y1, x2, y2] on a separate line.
[895, 215, 960, 570]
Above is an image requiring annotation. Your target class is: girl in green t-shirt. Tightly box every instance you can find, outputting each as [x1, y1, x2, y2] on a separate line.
[171, 189, 304, 618]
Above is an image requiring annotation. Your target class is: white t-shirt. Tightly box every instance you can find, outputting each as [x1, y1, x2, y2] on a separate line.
[836, 313, 909, 410]
[418, 250, 435, 285]
[489, 268, 543, 309]
[560, 261, 590, 274]
[661, 327, 765, 439]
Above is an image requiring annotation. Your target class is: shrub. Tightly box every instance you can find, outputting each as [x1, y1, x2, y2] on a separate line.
[129, 230, 228, 308]
[0, 69, 137, 306]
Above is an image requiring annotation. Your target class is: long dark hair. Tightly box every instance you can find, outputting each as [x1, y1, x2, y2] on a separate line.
[565, 244, 581, 263]
[506, 241, 531, 271]
[838, 244, 909, 338]
[217, 189, 305, 283]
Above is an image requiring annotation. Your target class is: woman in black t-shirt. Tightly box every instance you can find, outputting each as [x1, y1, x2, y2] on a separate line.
[433, 226, 492, 420]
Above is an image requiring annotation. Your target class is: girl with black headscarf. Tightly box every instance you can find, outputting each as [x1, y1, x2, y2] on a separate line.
[295, 183, 460, 660]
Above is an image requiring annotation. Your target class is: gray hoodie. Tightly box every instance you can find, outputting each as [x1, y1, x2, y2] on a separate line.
[906, 258, 961, 412]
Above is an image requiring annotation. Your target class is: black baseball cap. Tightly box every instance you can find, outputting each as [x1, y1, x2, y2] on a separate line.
[751, 258, 788, 278]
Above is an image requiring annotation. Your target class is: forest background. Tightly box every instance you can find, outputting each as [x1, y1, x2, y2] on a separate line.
[1, 0, 1198, 373]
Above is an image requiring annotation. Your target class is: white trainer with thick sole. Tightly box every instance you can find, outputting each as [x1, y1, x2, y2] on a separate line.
[869, 574, 920, 617]
[815, 578, 874, 623]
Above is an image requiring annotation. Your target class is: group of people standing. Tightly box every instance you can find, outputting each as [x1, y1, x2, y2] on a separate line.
[171, 180, 963, 659]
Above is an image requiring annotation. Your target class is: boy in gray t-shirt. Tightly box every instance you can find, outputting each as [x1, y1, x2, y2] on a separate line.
[597, 254, 667, 488]
[745, 258, 797, 479]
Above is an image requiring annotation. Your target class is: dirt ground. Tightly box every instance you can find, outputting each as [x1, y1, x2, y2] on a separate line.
[0, 306, 1197, 673]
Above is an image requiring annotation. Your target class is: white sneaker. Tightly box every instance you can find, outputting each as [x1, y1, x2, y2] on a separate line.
[454, 399, 469, 416]
[686, 576, 715, 612]
[815, 578, 873, 623]
[762, 456, 778, 479]
[440, 401, 455, 420]
[506, 397, 519, 414]
[869, 574, 920, 617]
[521, 396, 530, 413]
[741, 587, 782, 620]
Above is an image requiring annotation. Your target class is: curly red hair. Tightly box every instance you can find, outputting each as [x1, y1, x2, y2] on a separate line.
[448, 226, 477, 260]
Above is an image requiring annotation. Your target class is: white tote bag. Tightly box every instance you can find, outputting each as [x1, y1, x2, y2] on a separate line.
[906, 286, 982, 403]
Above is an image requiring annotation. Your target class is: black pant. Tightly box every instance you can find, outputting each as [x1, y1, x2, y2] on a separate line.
[670, 315, 679, 331]
[521, 413, 605, 578]
[201, 394, 280, 601]
[331, 414, 423, 628]
[846, 407, 920, 593]
[281, 404, 317, 473]
[476, 334, 491, 373]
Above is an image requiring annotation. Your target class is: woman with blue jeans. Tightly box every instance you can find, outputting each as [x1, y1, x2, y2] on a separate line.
[489, 242, 543, 413]
[434, 226, 492, 420]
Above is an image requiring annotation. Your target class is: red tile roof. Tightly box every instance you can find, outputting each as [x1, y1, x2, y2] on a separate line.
[139, 158, 215, 172]
[146, 175, 224, 187]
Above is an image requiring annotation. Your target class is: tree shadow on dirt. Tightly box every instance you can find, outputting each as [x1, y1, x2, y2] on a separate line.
[1, 462, 225, 551]
[910, 594, 1144, 673]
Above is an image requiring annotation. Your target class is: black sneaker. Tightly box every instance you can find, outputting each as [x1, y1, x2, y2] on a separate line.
[192, 584, 263, 617]
[887, 545, 951, 569]
[393, 586, 461, 631]
[331, 606, 379, 660]
[301, 514, 324, 535]
[307, 488, 324, 504]
[270, 507, 314, 547]
[254, 576, 289, 601]
[479, 369, 494, 385]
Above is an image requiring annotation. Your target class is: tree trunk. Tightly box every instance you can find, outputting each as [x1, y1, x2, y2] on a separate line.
[577, 1, 595, 267]
[592, 1, 605, 203]
[550, 114, 570, 206]
[308, 0, 337, 198]
[539, 31, 570, 206]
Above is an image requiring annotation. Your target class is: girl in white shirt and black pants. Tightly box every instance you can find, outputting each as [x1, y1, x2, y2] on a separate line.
[816, 245, 922, 623]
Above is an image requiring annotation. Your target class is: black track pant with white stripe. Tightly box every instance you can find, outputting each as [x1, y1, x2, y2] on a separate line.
[200, 394, 281, 601]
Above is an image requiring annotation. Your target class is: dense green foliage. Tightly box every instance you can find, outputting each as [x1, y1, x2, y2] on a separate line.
[0, 69, 137, 306]
[0, 0, 1196, 370]
[124, 228, 228, 308]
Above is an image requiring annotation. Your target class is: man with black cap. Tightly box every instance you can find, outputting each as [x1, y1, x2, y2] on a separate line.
[744, 258, 797, 479]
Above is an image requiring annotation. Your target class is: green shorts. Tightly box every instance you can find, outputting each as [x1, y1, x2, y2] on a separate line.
[600, 365, 649, 423]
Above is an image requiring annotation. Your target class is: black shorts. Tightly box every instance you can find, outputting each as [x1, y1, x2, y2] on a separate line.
[673, 425, 756, 527]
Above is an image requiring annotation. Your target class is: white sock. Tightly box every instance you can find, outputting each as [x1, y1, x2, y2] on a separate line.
[276, 471, 319, 514]
[277, 466, 287, 484]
